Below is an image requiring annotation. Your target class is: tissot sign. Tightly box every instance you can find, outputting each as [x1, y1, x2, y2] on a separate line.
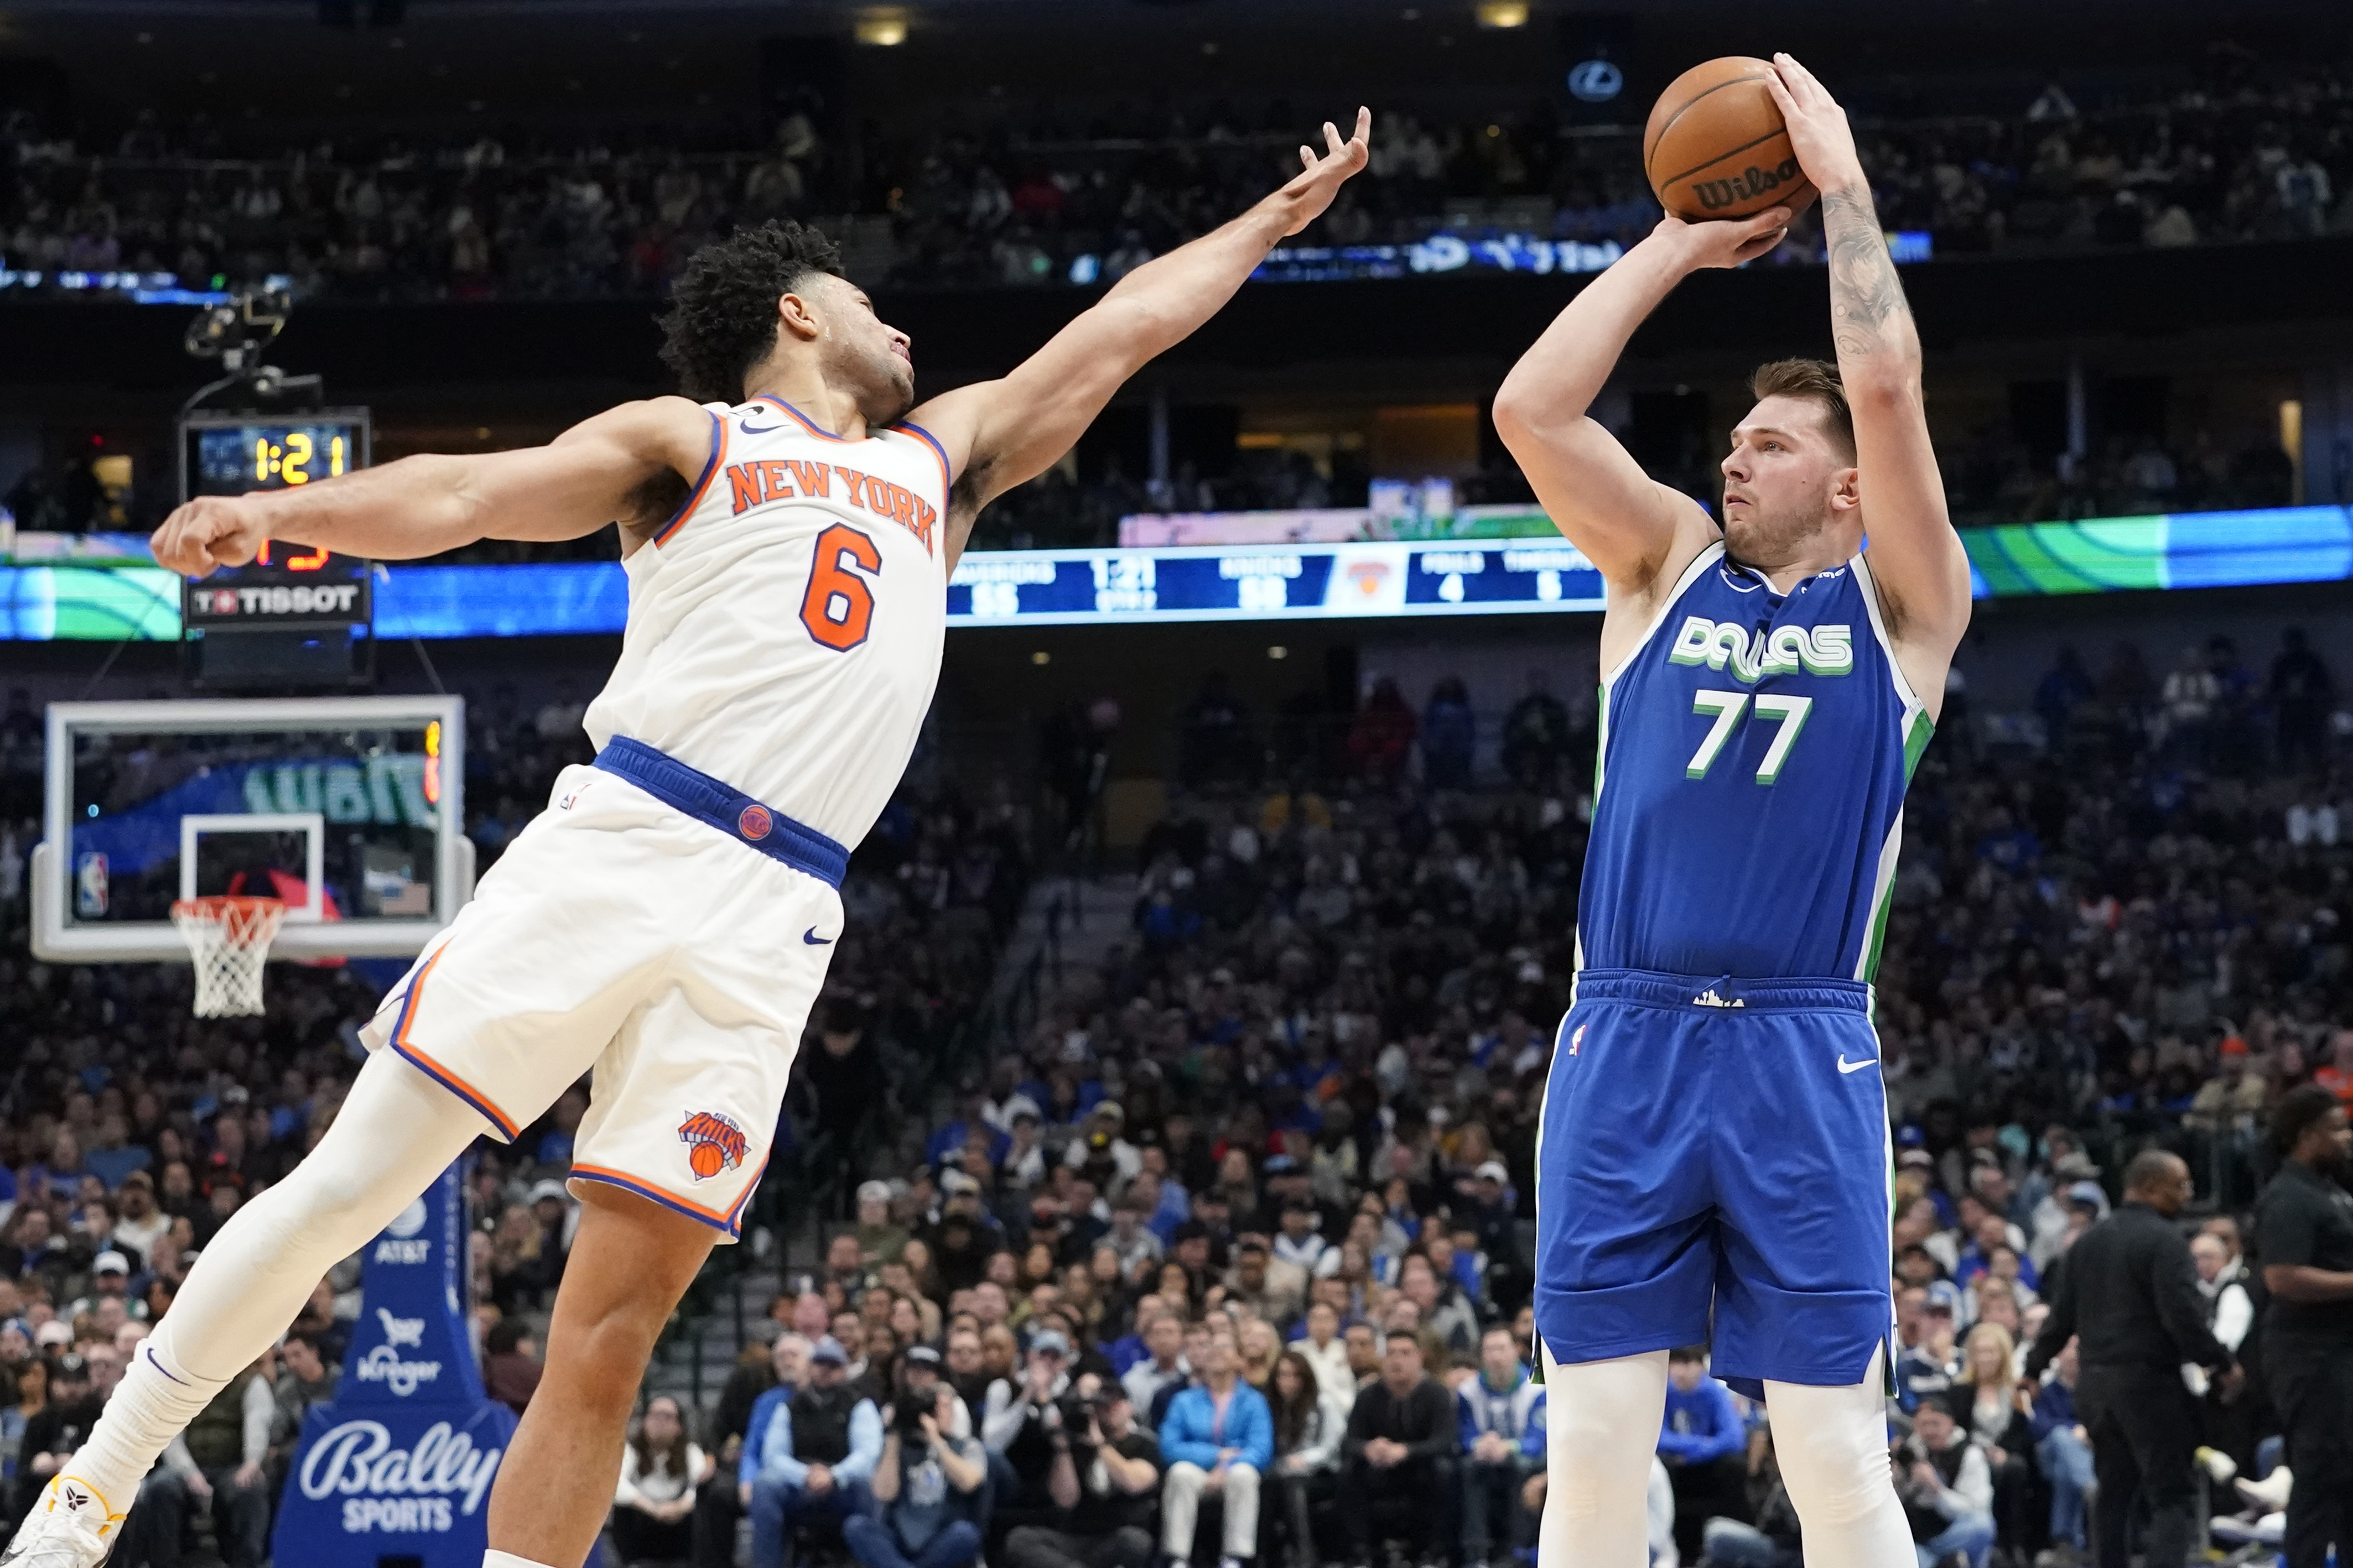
[272, 1163, 518, 1566]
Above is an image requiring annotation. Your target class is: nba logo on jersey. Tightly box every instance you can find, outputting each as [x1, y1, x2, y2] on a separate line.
[678, 1112, 748, 1181]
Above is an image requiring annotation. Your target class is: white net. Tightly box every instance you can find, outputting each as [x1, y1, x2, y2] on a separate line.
[171, 897, 287, 1018]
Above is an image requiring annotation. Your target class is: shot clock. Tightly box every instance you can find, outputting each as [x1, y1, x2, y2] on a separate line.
[178, 409, 371, 503]
[173, 408, 376, 690]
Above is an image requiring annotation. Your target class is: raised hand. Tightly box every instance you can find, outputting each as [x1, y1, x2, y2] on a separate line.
[1763, 54, 1867, 195]
[1655, 205, 1792, 270]
[1276, 107, 1373, 236]
[151, 494, 272, 577]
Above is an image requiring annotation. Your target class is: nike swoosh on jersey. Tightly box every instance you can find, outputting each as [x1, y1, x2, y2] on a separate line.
[1836, 1055, 1878, 1074]
[740, 420, 785, 435]
[803, 928, 834, 945]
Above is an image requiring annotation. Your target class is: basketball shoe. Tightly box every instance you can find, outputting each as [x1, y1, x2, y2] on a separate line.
[0, 1475, 124, 1567]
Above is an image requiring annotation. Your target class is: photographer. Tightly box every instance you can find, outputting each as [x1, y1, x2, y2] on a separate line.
[1006, 1378, 1162, 1568]
[844, 1385, 988, 1568]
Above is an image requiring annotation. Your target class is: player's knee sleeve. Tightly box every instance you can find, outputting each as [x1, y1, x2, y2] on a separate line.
[1541, 1348, 1668, 1518]
[1762, 1361, 1896, 1528]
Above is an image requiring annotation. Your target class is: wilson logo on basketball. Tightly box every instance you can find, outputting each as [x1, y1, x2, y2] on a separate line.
[1692, 157, 1803, 212]
[679, 1111, 749, 1181]
[737, 804, 773, 841]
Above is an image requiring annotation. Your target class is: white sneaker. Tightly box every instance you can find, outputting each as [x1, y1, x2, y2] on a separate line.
[1, 1475, 126, 1567]
[2233, 1466, 2292, 1512]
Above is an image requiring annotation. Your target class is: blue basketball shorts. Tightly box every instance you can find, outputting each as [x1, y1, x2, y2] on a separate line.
[1533, 967, 1894, 1395]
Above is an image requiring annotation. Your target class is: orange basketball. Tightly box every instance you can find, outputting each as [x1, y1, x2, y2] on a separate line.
[1644, 56, 1819, 222]
[689, 1141, 724, 1179]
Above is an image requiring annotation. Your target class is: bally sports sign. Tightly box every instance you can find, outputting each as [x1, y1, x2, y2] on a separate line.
[271, 1162, 526, 1567]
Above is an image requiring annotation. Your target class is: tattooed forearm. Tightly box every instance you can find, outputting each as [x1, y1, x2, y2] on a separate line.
[1820, 182, 1917, 366]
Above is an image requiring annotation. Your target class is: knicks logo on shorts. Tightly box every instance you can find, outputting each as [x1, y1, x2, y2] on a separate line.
[738, 805, 773, 841]
[679, 1111, 749, 1181]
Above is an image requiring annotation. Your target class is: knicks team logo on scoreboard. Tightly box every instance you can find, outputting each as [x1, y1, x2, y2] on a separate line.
[679, 1111, 749, 1181]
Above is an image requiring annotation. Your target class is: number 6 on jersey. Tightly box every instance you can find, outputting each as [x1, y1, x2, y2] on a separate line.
[801, 523, 881, 652]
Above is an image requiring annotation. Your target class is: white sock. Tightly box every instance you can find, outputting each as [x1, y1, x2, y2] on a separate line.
[485, 1553, 560, 1567]
[1763, 1347, 1915, 1568]
[59, 1051, 489, 1509]
[1537, 1345, 1668, 1568]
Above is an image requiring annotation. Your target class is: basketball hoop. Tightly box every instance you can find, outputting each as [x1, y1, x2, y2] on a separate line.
[171, 896, 288, 1017]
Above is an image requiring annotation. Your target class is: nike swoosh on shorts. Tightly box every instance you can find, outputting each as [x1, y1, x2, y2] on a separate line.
[803, 928, 834, 945]
[1836, 1055, 1878, 1074]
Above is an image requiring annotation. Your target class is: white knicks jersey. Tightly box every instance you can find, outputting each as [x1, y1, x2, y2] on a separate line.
[582, 393, 951, 848]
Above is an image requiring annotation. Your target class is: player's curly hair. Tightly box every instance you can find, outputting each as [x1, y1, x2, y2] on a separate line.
[656, 220, 846, 405]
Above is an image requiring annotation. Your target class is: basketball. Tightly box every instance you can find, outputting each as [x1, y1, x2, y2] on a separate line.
[689, 1141, 725, 1179]
[1644, 56, 1819, 222]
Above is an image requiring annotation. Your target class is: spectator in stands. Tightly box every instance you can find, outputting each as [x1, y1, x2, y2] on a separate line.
[1265, 1348, 1348, 1568]
[1005, 1378, 1160, 1568]
[745, 1336, 884, 1568]
[266, 1330, 337, 1476]
[482, 1316, 543, 1416]
[1953, 1323, 2037, 1556]
[986, 1326, 1079, 1530]
[613, 1393, 711, 1567]
[2030, 1338, 2092, 1566]
[845, 1383, 986, 1568]
[1654, 1347, 1748, 1563]
[1458, 1325, 1542, 1568]
[1898, 1395, 1998, 1568]
[1338, 1329, 1456, 1568]
[1159, 1326, 1272, 1568]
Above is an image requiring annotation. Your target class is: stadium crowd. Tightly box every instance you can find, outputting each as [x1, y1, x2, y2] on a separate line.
[3, 61, 2350, 305]
[0, 613, 2347, 1568]
[0, 679, 1029, 1562]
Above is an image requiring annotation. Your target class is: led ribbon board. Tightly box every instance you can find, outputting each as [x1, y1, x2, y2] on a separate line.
[2, 507, 2346, 639]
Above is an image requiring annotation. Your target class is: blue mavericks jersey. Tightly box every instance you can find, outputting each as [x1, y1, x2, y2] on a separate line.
[1577, 542, 1932, 981]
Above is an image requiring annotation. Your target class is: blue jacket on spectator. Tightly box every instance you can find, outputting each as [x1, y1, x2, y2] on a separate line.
[1159, 1382, 1273, 1472]
[740, 1385, 885, 1492]
[1657, 1378, 1744, 1465]
[2029, 1377, 2078, 1441]
[1457, 1365, 1545, 1453]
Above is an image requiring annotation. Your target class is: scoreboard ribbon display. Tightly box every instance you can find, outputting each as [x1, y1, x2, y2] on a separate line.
[948, 540, 1608, 626]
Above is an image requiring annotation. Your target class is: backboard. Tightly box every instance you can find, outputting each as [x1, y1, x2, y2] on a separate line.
[32, 695, 471, 962]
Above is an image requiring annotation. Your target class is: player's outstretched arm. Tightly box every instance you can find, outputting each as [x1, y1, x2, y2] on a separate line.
[1492, 208, 1789, 597]
[908, 108, 1373, 570]
[1768, 54, 1971, 666]
[149, 396, 717, 577]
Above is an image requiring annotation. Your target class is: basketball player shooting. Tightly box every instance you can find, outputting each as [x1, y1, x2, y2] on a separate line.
[4, 111, 1372, 1568]
[1492, 58, 1970, 1567]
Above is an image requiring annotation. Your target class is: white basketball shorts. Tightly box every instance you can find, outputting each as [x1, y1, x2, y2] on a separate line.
[359, 760, 842, 1238]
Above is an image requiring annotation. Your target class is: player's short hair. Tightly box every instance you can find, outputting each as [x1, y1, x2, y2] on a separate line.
[2271, 1084, 2342, 1159]
[1749, 357, 1856, 460]
[657, 220, 847, 405]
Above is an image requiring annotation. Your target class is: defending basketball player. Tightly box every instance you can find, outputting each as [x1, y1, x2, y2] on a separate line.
[1493, 58, 1970, 1568]
[4, 111, 1372, 1568]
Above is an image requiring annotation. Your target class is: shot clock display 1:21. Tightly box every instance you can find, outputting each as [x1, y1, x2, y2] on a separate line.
[178, 409, 371, 503]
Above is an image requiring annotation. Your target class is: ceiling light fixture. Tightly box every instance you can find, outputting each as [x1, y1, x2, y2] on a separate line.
[1475, 2, 1530, 27]
[854, 7, 910, 46]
